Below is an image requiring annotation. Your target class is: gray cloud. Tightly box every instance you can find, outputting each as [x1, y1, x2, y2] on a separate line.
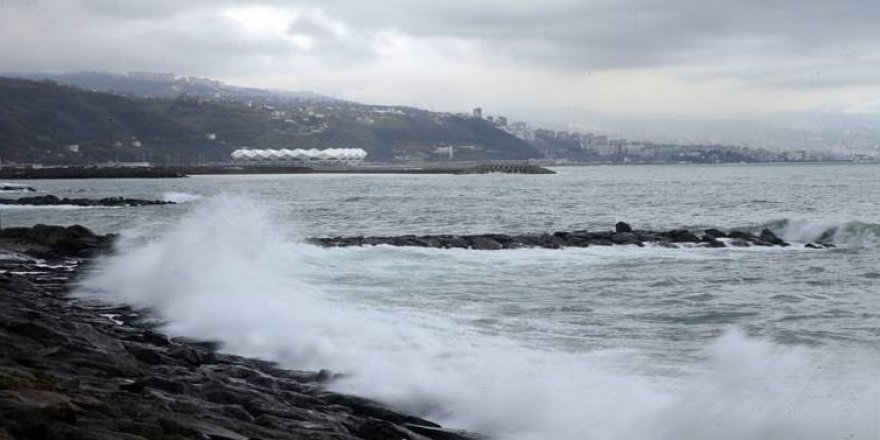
[309, 0, 880, 81]
[0, 0, 878, 113]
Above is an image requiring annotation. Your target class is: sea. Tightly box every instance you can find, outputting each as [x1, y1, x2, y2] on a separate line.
[3, 162, 880, 440]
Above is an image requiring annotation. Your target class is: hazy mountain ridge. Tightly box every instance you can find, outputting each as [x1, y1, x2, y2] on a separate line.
[6, 71, 334, 105]
[0, 78, 538, 165]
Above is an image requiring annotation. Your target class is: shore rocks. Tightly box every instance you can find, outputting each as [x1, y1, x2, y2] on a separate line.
[0, 236, 480, 440]
[0, 224, 116, 258]
[0, 185, 36, 192]
[0, 195, 173, 207]
[310, 223, 837, 250]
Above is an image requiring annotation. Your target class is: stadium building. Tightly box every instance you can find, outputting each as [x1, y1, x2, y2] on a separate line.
[230, 148, 368, 167]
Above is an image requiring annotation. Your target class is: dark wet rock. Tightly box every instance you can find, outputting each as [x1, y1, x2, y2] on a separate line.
[1, 224, 116, 258]
[120, 376, 187, 394]
[615, 222, 633, 233]
[160, 416, 248, 440]
[674, 230, 704, 243]
[703, 238, 727, 248]
[728, 230, 756, 241]
[0, 186, 36, 192]
[470, 236, 503, 250]
[405, 424, 482, 440]
[704, 229, 727, 239]
[728, 238, 751, 247]
[610, 232, 641, 246]
[0, 237, 477, 440]
[805, 243, 821, 249]
[759, 229, 788, 246]
[0, 195, 173, 207]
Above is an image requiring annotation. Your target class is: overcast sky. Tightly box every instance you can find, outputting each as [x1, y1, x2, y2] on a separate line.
[1, 0, 879, 115]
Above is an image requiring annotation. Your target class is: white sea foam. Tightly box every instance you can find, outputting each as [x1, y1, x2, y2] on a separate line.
[0, 182, 35, 192]
[773, 219, 880, 245]
[76, 194, 880, 440]
[162, 192, 203, 203]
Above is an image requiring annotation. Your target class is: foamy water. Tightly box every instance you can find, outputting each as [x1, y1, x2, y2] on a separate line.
[76, 194, 880, 440]
[162, 191, 203, 203]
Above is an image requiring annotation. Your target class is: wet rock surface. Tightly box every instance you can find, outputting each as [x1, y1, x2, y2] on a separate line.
[0, 195, 173, 207]
[0, 225, 116, 259]
[310, 222, 836, 250]
[0, 227, 479, 440]
[0, 186, 36, 192]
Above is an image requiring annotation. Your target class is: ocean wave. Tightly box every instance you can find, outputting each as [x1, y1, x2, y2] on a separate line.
[75, 195, 880, 440]
[755, 219, 880, 245]
[0, 182, 36, 193]
[162, 192, 203, 203]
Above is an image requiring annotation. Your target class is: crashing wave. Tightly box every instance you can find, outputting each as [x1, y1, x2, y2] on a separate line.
[162, 192, 203, 203]
[0, 182, 36, 193]
[755, 219, 880, 245]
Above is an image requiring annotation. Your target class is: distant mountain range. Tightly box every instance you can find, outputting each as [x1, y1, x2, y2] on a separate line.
[506, 106, 880, 153]
[6, 71, 334, 105]
[0, 76, 538, 165]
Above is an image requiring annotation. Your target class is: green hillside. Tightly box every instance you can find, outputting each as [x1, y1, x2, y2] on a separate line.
[0, 78, 539, 165]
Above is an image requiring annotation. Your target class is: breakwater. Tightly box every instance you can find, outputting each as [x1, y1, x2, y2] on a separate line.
[0, 195, 173, 207]
[310, 222, 833, 250]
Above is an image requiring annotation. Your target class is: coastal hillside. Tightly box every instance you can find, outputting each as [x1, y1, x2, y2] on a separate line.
[0, 78, 539, 165]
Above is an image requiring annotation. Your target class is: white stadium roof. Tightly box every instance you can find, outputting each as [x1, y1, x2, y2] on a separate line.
[230, 148, 367, 162]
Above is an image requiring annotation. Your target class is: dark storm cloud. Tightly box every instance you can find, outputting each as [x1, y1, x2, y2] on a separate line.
[0, 0, 877, 89]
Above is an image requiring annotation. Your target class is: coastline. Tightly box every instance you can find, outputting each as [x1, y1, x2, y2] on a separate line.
[0, 225, 477, 440]
[0, 163, 554, 179]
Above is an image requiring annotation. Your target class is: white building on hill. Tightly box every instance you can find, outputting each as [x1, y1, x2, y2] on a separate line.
[230, 148, 368, 167]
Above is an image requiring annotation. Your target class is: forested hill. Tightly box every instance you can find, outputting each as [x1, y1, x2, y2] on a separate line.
[0, 78, 539, 165]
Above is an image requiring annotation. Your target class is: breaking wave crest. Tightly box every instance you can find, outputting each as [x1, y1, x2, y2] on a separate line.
[162, 192, 203, 203]
[75, 195, 880, 440]
[757, 219, 880, 245]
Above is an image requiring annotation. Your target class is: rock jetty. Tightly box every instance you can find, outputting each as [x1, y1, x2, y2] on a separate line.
[0, 225, 478, 440]
[310, 222, 835, 250]
[454, 164, 555, 175]
[0, 195, 173, 207]
[0, 168, 185, 179]
[0, 185, 36, 192]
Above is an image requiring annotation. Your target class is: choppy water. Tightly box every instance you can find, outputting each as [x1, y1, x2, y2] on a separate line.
[5, 163, 880, 439]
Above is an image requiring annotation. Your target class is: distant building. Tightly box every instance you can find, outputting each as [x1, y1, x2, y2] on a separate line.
[67, 144, 80, 153]
[95, 161, 152, 168]
[184, 76, 222, 88]
[127, 71, 176, 83]
[496, 116, 508, 126]
[231, 148, 368, 167]
[472, 107, 483, 119]
[433, 146, 455, 159]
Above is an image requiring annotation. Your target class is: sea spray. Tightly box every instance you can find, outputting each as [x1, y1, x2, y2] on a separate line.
[759, 218, 880, 245]
[162, 191, 203, 203]
[76, 194, 880, 440]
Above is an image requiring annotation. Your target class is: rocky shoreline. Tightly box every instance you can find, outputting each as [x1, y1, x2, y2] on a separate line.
[0, 195, 173, 207]
[0, 168, 186, 179]
[310, 222, 835, 250]
[0, 225, 478, 440]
